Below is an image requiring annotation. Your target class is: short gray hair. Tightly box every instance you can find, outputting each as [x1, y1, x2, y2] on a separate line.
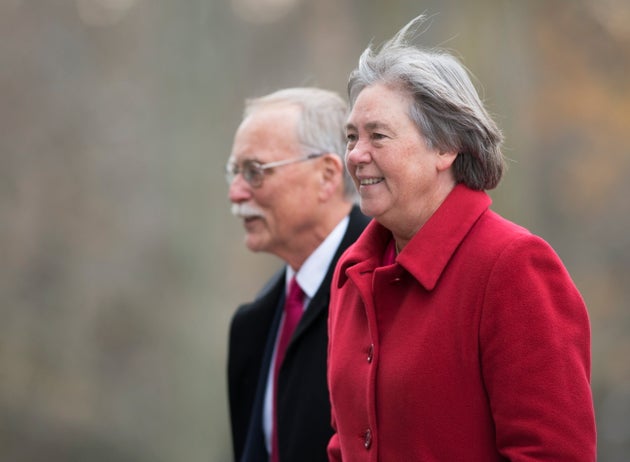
[244, 87, 356, 200]
[348, 15, 505, 190]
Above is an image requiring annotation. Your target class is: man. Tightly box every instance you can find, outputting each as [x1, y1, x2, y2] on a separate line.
[226, 87, 369, 462]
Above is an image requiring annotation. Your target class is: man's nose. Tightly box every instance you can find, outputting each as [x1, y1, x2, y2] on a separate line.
[228, 173, 252, 203]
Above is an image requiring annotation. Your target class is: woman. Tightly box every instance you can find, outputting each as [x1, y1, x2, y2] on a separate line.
[327, 15, 596, 461]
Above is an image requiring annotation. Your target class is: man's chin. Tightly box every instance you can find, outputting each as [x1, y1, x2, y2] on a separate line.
[244, 235, 268, 254]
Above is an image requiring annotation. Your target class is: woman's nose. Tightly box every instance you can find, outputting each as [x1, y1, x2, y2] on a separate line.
[346, 140, 372, 167]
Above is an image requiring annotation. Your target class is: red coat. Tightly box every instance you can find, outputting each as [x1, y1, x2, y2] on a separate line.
[327, 184, 596, 461]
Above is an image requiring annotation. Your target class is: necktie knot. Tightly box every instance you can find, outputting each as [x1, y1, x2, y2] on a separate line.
[277, 277, 304, 363]
[285, 277, 305, 315]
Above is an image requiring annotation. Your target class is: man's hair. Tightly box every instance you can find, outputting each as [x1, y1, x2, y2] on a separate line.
[347, 15, 505, 190]
[244, 87, 356, 200]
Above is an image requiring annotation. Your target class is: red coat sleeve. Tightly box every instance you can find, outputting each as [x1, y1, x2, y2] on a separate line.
[327, 407, 342, 462]
[480, 234, 596, 461]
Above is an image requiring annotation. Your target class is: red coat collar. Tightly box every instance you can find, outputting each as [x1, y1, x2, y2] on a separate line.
[338, 184, 492, 290]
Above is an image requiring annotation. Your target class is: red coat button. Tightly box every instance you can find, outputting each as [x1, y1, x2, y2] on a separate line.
[363, 428, 372, 449]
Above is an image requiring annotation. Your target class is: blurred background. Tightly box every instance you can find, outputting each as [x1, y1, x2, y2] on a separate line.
[1, 0, 628, 460]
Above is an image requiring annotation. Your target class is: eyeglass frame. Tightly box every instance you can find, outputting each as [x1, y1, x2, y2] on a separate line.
[225, 152, 324, 188]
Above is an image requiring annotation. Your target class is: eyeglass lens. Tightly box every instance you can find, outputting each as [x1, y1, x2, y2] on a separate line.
[225, 160, 263, 186]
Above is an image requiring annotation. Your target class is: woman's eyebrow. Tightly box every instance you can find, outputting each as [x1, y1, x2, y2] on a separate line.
[365, 121, 392, 132]
[345, 121, 392, 132]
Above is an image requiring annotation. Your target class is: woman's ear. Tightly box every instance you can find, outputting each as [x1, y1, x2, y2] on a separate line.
[436, 150, 458, 172]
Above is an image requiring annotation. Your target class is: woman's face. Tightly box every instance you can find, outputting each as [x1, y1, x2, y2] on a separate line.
[345, 83, 456, 237]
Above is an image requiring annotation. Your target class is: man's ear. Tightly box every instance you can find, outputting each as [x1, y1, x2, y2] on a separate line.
[318, 153, 344, 200]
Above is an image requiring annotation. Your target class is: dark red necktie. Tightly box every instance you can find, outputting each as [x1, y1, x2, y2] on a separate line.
[271, 277, 305, 462]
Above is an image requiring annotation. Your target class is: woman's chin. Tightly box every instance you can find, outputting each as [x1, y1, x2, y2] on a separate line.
[358, 200, 385, 220]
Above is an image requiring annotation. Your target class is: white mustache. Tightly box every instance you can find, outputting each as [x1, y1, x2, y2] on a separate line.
[231, 203, 264, 219]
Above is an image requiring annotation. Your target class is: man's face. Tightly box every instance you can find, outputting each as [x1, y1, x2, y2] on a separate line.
[227, 105, 321, 260]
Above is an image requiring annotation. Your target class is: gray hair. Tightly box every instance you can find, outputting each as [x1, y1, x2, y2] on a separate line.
[348, 15, 505, 190]
[244, 87, 356, 200]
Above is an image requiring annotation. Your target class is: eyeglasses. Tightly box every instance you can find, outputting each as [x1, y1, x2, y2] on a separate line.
[225, 153, 323, 188]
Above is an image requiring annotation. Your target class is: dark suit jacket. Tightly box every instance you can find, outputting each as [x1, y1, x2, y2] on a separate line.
[227, 206, 369, 462]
